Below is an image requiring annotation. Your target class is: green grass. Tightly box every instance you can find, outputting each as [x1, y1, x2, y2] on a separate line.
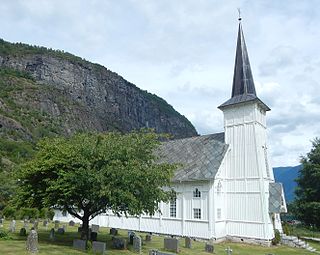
[0, 220, 316, 255]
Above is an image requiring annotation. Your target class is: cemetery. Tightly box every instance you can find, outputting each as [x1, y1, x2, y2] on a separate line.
[0, 219, 319, 254]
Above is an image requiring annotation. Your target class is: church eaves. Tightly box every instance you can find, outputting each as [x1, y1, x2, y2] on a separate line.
[218, 20, 270, 111]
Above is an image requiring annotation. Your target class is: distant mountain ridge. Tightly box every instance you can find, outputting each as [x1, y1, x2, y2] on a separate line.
[273, 165, 301, 202]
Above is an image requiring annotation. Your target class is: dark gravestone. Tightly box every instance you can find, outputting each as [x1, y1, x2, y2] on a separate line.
[185, 237, 192, 248]
[91, 232, 98, 241]
[110, 228, 118, 235]
[43, 220, 48, 227]
[49, 228, 55, 240]
[112, 237, 127, 249]
[164, 237, 179, 253]
[92, 241, 106, 254]
[133, 235, 142, 253]
[146, 234, 152, 241]
[0, 218, 3, 224]
[69, 220, 75, 226]
[57, 228, 65, 234]
[19, 227, 27, 236]
[205, 243, 214, 253]
[129, 231, 135, 245]
[73, 239, 87, 251]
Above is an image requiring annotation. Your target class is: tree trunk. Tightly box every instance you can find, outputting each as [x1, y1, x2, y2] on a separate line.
[81, 212, 90, 241]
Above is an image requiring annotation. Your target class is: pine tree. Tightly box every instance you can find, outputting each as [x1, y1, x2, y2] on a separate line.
[294, 138, 320, 228]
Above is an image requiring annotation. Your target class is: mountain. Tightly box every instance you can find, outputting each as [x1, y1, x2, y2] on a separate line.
[273, 165, 302, 202]
[0, 39, 197, 167]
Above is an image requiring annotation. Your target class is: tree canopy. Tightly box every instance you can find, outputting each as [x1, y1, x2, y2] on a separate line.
[15, 131, 177, 239]
[294, 138, 320, 228]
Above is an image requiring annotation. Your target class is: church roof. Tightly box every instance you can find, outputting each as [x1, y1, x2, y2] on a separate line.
[218, 21, 270, 111]
[158, 133, 228, 182]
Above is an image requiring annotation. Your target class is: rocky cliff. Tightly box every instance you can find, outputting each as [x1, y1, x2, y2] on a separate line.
[0, 39, 197, 144]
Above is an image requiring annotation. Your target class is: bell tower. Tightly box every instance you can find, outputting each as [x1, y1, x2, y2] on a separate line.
[218, 18, 275, 241]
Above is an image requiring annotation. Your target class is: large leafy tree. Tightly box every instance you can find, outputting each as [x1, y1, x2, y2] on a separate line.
[15, 131, 176, 239]
[294, 138, 320, 228]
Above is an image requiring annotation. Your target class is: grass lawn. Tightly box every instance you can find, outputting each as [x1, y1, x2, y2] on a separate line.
[0, 220, 316, 255]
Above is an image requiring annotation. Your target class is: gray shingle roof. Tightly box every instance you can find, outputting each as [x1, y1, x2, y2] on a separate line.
[269, 182, 287, 213]
[157, 133, 228, 182]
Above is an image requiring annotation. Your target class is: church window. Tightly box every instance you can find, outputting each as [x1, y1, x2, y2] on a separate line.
[170, 198, 177, 218]
[193, 208, 201, 219]
[217, 181, 222, 193]
[193, 188, 201, 198]
[217, 208, 221, 219]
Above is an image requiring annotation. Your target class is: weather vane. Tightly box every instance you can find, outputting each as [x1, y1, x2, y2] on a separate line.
[237, 8, 242, 21]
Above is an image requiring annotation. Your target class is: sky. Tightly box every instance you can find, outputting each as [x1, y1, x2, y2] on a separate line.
[1, 0, 319, 167]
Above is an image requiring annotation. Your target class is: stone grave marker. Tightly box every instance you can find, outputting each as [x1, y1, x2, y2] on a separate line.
[90, 231, 98, 241]
[129, 231, 135, 245]
[110, 228, 118, 235]
[26, 228, 38, 253]
[24, 219, 29, 229]
[185, 237, 192, 248]
[33, 220, 39, 230]
[146, 234, 152, 241]
[133, 235, 142, 253]
[0, 218, 3, 227]
[9, 220, 16, 232]
[54, 220, 60, 229]
[92, 241, 106, 254]
[49, 228, 55, 241]
[225, 246, 233, 255]
[69, 220, 75, 226]
[149, 250, 176, 255]
[73, 239, 86, 251]
[92, 224, 99, 233]
[57, 227, 65, 234]
[43, 220, 48, 227]
[112, 237, 127, 249]
[205, 243, 214, 253]
[19, 227, 27, 236]
[164, 237, 179, 253]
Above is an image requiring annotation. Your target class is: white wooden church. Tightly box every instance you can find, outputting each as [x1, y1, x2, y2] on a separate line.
[55, 20, 287, 244]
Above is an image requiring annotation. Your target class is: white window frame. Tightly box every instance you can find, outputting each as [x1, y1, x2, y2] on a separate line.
[193, 208, 201, 219]
[170, 198, 177, 218]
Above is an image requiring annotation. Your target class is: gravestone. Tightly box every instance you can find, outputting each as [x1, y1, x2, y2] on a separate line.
[92, 224, 99, 233]
[133, 235, 142, 253]
[54, 220, 60, 229]
[19, 227, 27, 236]
[49, 228, 55, 241]
[24, 219, 29, 229]
[129, 231, 136, 245]
[92, 241, 106, 254]
[112, 237, 127, 249]
[33, 221, 39, 230]
[164, 237, 179, 253]
[43, 220, 48, 227]
[205, 243, 214, 253]
[26, 228, 38, 253]
[110, 228, 118, 235]
[9, 220, 16, 232]
[91, 231, 98, 241]
[149, 250, 175, 255]
[225, 246, 233, 255]
[146, 234, 152, 241]
[69, 220, 75, 226]
[0, 218, 3, 227]
[57, 228, 65, 234]
[185, 237, 192, 248]
[73, 239, 86, 251]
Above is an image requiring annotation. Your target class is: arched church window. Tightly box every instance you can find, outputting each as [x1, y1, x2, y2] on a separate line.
[193, 188, 201, 198]
[217, 181, 222, 193]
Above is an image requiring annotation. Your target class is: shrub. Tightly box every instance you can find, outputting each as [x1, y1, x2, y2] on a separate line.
[272, 229, 281, 245]
[2, 206, 15, 219]
[0, 230, 12, 240]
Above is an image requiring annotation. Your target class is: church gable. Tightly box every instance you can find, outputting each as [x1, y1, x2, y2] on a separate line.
[158, 132, 228, 182]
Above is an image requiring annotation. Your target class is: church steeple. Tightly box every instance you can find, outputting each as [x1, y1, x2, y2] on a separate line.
[218, 18, 270, 111]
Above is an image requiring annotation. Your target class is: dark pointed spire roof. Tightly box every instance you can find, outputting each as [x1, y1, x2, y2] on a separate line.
[218, 20, 270, 111]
